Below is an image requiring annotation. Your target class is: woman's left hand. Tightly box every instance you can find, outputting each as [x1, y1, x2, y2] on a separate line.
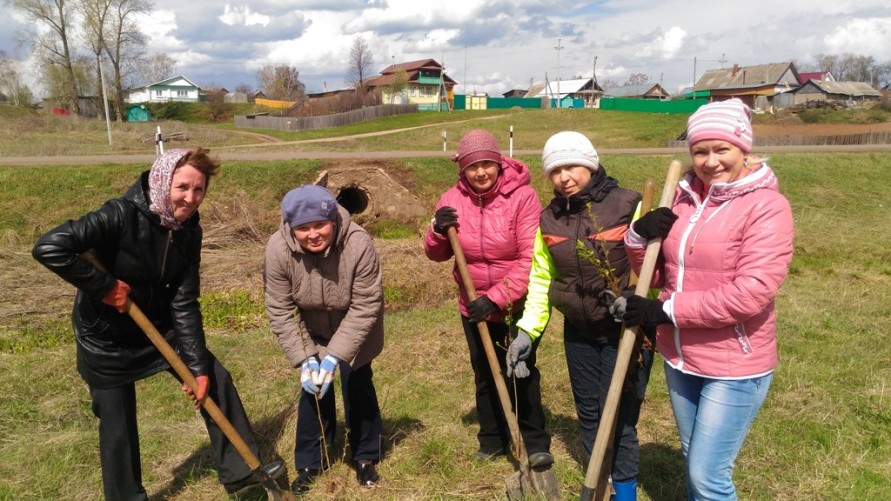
[182, 375, 210, 410]
[622, 296, 672, 326]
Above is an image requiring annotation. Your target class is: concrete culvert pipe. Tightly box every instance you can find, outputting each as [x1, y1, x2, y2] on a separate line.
[336, 185, 370, 215]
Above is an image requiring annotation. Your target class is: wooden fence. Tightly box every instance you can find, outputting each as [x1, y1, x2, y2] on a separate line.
[235, 104, 419, 131]
[669, 131, 891, 148]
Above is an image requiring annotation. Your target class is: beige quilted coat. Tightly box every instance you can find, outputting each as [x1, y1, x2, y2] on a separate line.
[263, 206, 384, 369]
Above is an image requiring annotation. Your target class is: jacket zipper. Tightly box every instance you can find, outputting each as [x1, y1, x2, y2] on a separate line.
[153, 231, 173, 311]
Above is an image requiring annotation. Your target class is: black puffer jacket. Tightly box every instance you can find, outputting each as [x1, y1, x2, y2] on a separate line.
[540, 168, 640, 335]
[32, 171, 209, 388]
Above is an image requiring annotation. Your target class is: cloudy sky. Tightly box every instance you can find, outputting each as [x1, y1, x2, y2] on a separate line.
[3, 0, 890, 97]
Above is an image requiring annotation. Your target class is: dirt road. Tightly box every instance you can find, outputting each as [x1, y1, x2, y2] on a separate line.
[3, 119, 890, 166]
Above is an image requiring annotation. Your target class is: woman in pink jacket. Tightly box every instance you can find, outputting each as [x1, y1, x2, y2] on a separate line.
[621, 99, 793, 500]
[424, 129, 553, 469]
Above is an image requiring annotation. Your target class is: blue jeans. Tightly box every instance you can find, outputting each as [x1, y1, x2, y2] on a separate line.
[663, 362, 773, 501]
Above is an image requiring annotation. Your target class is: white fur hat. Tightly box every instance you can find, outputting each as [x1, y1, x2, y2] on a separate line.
[541, 131, 600, 175]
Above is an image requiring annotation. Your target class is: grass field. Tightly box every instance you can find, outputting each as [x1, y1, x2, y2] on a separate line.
[1, 107, 890, 500]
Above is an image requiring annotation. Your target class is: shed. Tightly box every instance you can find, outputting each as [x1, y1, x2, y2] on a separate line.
[794, 80, 882, 104]
[127, 104, 151, 122]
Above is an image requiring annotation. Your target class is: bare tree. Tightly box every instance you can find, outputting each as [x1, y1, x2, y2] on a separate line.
[204, 89, 231, 122]
[103, 0, 150, 121]
[624, 73, 649, 86]
[79, 0, 111, 119]
[11, 0, 81, 113]
[141, 53, 176, 84]
[235, 82, 252, 94]
[600, 78, 619, 91]
[346, 35, 373, 89]
[256, 64, 305, 101]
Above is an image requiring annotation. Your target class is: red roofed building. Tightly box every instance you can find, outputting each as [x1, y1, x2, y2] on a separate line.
[364, 58, 457, 111]
[798, 71, 836, 84]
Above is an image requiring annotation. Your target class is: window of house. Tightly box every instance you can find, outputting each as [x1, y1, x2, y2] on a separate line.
[410, 87, 417, 97]
[154, 89, 162, 97]
[177, 90, 187, 97]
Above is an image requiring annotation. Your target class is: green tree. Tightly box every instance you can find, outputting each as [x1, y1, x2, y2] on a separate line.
[382, 69, 408, 104]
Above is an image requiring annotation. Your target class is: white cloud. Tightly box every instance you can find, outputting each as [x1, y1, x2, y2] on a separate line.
[824, 18, 891, 61]
[220, 5, 271, 27]
[4, 0, 891, 97]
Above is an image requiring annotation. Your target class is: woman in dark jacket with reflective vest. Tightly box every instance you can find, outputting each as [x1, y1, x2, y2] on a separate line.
[32, 148, 278, 501]
[514, 132, 654, 501]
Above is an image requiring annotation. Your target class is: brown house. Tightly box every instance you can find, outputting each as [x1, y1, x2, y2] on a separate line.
[695, 62, 801, 108]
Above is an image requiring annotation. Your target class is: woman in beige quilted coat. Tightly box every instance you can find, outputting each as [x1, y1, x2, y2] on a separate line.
[263, 185, 384, 494]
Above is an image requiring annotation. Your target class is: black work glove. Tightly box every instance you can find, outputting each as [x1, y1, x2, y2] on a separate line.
[622, 295, 672, 327]
[633, 207, 678, 241]
[466, 295, 498, 323]
[433, 206, 459, 235]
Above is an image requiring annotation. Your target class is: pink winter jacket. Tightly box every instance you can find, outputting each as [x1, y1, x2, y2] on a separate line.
[625, 162, 793, 378]
[424, 157, 542, 322]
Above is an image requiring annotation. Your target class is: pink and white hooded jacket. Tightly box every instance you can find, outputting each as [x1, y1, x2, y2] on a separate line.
[424, 156, 541, 322]
[625, 162, 793, 378]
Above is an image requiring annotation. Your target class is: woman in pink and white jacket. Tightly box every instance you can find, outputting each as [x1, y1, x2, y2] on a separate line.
[621, 99, 793, 500]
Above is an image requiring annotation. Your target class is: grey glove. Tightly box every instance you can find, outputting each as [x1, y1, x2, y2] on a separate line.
[608, 289, 635, 323]
[506, 330, 533, 378]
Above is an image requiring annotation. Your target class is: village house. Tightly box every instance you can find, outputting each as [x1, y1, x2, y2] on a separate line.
[127, 75, 202, 103]
[603, 83, 671, 100]
[524, 77, 603, 108]
[694, 62, 801, 110]
[363, 59, 457, 111]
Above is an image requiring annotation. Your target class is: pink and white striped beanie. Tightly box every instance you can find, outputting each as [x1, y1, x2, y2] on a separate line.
[686, 98, 753, 153]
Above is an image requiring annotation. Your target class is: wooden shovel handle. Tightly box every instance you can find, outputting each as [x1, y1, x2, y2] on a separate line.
[80, 252, 262, 471]
[446, 227, 530, 470]
[581, 160, 682, 500]
[628, 180, 656, 288]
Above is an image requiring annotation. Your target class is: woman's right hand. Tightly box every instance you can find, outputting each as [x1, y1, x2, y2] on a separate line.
[433, 206, 459, 234]
[301, 356, 320, 395]
[101, 279, 131, 313]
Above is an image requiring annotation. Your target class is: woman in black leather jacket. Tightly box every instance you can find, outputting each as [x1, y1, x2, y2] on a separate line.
[32, 148, 277, 501]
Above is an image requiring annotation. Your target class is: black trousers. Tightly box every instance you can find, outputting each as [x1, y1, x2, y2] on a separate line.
[294, 362, 383, 469]
[89, 353, 260, 501]
[564, 321, 655, 482]
[461, 315, 551, 455]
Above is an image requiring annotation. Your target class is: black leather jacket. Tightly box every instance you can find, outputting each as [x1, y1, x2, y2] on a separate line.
[32, 171, 209, 388]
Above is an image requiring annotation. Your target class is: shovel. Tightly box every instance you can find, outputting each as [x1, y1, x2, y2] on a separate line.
[447, 228, 562, 501]
[81, 252, 296, 501]
[580, 160, 682, 501]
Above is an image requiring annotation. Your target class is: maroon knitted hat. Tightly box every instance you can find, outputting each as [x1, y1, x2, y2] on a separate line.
[452, 129, 502, 171]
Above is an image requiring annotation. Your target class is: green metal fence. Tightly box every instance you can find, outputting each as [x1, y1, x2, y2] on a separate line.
[599, 97, 707, 113]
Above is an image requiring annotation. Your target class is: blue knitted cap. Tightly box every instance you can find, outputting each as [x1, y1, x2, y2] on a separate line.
[281, 185, 338, 228]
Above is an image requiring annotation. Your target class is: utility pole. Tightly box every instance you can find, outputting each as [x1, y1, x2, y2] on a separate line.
[554, 38, 563, 108]
[719, 53, 727, 68]
[693, 56, 697, 91]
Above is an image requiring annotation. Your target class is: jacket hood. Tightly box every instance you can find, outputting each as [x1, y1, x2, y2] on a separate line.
[280, 203, 352, 256]
[457, 156, 531, 201]
[679, 162, 780, 205]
